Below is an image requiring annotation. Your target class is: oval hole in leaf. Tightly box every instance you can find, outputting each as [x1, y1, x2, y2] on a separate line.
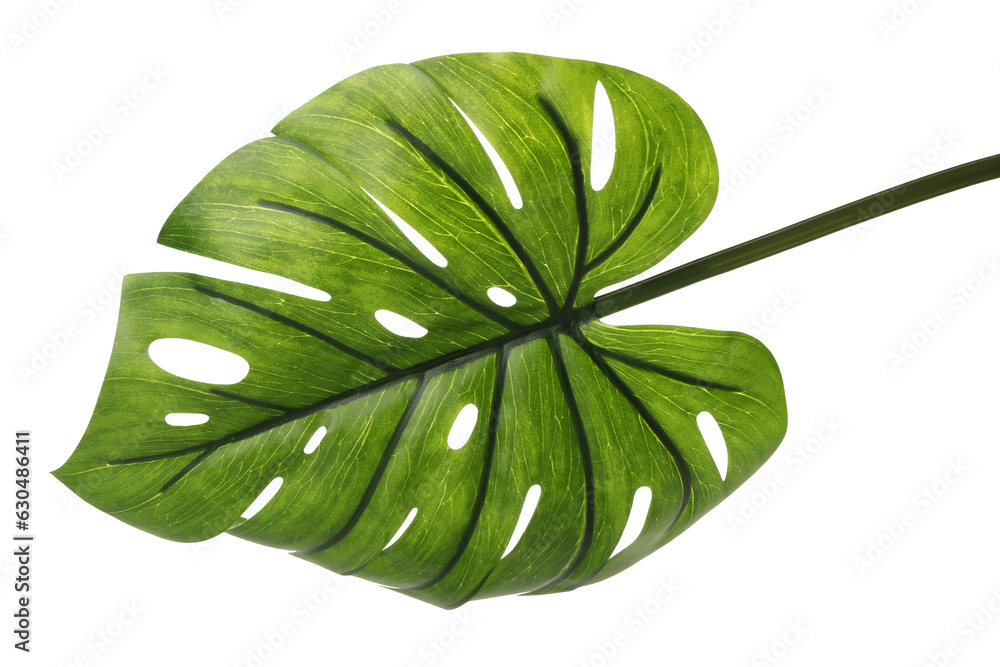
[303, 426, 327, 455]
[164, 413, 209, 426]
[363, 189, 448, 267]
[610, 486, 652, 557]
[450, 99, 523, 209]
[383, 507, 418, 550]
[179, 254, 330, 302]
[148, 338, 249, 385]
[590, 80, 615, 191]
[696, 411, 728, 480]
[502, 484, 541, 558]
[447, 404, 479, 450]
[374, 310, 428, 338]
[241, 477, 283, 520]
[487, 286, 517, 307]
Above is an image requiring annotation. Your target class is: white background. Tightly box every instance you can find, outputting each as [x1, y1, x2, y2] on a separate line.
[3, 1, 1000, 665]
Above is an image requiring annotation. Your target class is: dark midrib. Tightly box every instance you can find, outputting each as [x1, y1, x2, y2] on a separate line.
[256, 200, 518, 331]
[296, 373, 431, 556]
[385, 119, 560, 315]
[537, 96, 589, 314]
[106, 326, 534, 468]
[107, 321, 552, 489]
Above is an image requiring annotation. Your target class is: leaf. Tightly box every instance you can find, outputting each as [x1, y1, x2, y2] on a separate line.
[54, 52, 787, 608]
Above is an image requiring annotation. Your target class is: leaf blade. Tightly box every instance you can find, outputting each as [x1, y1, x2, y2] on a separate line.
[55, 52, 784, 608]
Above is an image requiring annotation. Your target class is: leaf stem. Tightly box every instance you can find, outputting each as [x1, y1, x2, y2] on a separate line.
[593, 153, 1000, 318]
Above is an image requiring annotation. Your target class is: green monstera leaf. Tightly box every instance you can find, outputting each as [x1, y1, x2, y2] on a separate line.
[54, 52, 788, 608]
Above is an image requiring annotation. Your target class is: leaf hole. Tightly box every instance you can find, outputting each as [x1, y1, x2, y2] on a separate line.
[697, 411, 728, 480]
[590, 80, 615, 191]
[611, 486, 652, 557]
[502, 484, 541, 558]
[177, 254, 331, 301]
[362, 189, 448, 267]
[487, 286, 517, 307]
[148, 338, 249, 385]
[374, 310, 428, 338]
[447, 404, 479, 450]
[241, 477, 283, 520]
[449, 98, 523, 209]
[303, 426, 327, 455]
[164, 413, 209, 426]
[383, 507, 418, 550]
